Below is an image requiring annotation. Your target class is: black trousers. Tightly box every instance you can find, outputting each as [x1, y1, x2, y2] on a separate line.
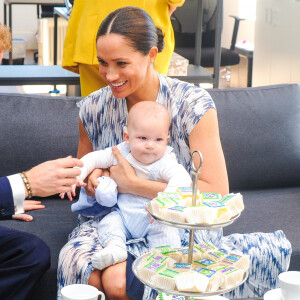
[0, 226, 50, 300]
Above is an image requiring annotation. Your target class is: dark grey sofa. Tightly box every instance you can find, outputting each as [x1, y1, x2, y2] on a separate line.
[0, 83, 299, 299]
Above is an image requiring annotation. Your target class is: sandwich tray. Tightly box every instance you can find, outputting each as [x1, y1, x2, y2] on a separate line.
[146, 203, 241, 230]
[132, 252, 248, 298]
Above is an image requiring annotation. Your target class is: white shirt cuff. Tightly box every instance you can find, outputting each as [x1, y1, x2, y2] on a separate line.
[7, 174, 25, 215]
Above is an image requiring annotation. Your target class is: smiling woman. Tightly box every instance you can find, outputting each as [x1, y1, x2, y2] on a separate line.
[95, 8, 162, 108]
[62, 0, 186, 96]
[96, 33, 158, 104]
[57, 6, 291, 300]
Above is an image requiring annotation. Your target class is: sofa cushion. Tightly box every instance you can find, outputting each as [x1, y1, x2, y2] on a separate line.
[208, 84, 300, 190]
[223, 187, 300, 271]
[0, 93, 81, 177]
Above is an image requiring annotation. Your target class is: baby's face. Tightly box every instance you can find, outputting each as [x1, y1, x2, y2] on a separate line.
[125, 118, 170, 165]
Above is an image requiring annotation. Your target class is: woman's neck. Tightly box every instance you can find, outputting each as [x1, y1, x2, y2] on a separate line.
[126, 71, 160, 112]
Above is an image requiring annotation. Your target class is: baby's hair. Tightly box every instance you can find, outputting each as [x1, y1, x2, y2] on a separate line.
[127, 101, 170, 130]
[96, 6, 164, 55]
[0, 23, 11, 52]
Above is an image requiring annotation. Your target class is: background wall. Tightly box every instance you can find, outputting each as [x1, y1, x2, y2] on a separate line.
[236, 0, 256, 44]
[253, 0, 300, 86]
[0, 0, 256, 52]
[174, 0, 255, 49]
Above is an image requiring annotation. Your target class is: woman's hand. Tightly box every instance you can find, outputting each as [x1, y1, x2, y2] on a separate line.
[12, 200, 45, 222]
[168, 5, 177, 16]
[109, 146, 137, 194]
[85, 168, 110, 196]
[110, 146, 167, 198]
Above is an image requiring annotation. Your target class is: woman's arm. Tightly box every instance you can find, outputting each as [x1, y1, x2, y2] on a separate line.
[109, 147, 167, 199]
[189, 108, 229, 196]
[167, 0, 185, 16]
[78, 119, 109, 195]
[78, 118, 93, 159]
[168, 5, 177, 16]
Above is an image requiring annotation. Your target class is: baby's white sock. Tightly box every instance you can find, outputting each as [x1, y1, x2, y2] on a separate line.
[92, 239, 128, 270]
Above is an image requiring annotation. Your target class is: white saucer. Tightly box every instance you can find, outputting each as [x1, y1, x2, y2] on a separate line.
[191, 296, 229, 300]
[264, 288, 282, 300]
[156, 293, 229, 300]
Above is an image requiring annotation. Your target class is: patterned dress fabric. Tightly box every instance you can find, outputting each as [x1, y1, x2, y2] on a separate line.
[57, 73, 291, 299]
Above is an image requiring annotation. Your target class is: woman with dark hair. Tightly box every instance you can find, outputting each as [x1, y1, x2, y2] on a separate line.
[62, 1, 185, 97]
[57, 7, 291, 300]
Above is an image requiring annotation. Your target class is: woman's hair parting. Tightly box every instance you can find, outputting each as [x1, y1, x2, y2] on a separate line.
[96, 6, 164, 55]
[0, 23, 11, 52]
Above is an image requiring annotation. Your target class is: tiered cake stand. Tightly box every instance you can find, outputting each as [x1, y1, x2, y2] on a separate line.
[133, 151, 248, 300]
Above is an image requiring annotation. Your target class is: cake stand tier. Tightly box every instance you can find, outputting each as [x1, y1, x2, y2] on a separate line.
[132, 252, 248, 298]
[146, 203, 241, 230]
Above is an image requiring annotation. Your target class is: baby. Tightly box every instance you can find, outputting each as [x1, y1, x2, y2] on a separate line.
[65, 101, 192, 270]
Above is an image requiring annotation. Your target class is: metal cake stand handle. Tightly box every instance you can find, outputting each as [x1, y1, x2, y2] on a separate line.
[191, 150, 203, 206]
[186, 150, 203, 300]
[187, 150, 203, 262]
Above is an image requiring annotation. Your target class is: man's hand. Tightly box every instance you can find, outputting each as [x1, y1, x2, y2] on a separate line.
[12, 200, 45, 222]
[25, 156, 83, 197]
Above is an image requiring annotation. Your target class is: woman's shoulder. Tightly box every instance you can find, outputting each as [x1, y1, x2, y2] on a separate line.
[158, 73, 215, 109]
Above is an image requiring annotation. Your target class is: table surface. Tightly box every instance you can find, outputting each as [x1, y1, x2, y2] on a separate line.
[4, 0, 64, 4]
[0, 65, 80, 85]
[235, 46, 254, 58]
[169, 64, 215, 84]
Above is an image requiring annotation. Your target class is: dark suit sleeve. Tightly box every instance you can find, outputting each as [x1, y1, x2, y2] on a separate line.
[0, 177, 15, 220]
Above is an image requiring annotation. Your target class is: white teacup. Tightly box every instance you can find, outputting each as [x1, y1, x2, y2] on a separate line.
[279, 271, 300, 300]
[61, 284, 105, 300]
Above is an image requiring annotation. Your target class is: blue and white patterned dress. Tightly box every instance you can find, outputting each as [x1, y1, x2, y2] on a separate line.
[57, 73, 291, 299]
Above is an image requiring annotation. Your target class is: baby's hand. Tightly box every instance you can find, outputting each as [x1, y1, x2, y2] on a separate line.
[77, 178, 86, 188]
[59, 178, 86, 201]
[145, 204, 156, 224]
[68, 183, 77, 201]
[59, 189, 76, 201]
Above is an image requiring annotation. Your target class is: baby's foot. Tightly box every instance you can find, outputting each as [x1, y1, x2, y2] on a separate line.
[92, 242, 128, 270]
